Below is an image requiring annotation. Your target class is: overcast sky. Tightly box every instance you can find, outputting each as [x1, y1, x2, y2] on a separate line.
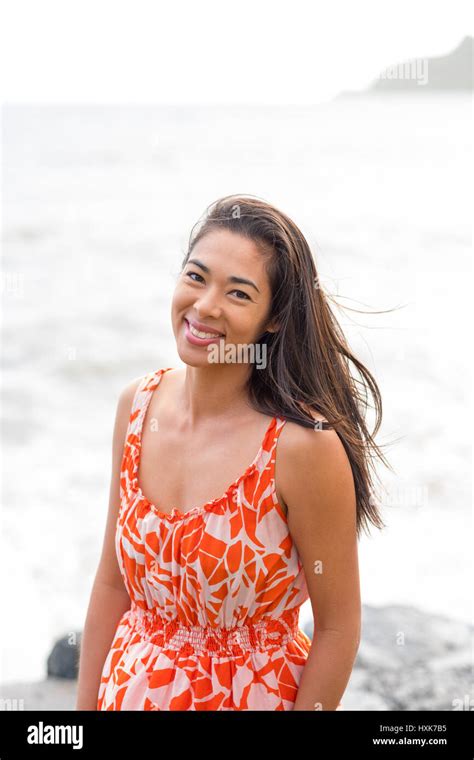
[0, 0, 472, 104]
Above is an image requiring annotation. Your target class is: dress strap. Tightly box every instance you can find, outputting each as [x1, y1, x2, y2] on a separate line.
[270, 416, 287, 449]
[126, 368, 174, 440]
[254, 416, 287, 474]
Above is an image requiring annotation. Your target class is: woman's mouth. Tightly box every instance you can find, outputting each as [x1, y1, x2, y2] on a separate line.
[183, 318, 225, 346]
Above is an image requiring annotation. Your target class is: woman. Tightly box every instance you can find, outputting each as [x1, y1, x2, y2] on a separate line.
[76, 194, 389, 711]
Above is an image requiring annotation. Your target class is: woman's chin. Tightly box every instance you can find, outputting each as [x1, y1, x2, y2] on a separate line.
[176, 343, 213, 367]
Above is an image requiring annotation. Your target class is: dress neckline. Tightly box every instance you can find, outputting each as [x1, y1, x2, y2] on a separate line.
[130, 367, 280, 522]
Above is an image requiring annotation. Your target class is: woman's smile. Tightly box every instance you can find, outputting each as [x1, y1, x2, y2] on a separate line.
[183, 317, 226, 346]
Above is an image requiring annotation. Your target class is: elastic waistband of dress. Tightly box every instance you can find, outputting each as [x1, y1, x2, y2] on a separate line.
[126, 604, 301, 655]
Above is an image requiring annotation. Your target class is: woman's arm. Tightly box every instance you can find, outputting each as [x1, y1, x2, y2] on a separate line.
[277, 421, 361, 711]
[75, 376, 142, 710]
[75, 581, 131, 710]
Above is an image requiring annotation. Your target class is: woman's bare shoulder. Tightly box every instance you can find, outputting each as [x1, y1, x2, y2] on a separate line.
[281, 407, 329, 435]
[117, 374, 144, 411]
[277, 415, 349, 498]
[113, 373, 152, 435]
[279, 414, 344, 460]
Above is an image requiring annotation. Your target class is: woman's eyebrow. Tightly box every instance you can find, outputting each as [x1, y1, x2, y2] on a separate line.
[187, 258, 260, 293]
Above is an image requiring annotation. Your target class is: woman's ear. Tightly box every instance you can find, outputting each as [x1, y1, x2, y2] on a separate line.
[265, 319, 280, 334]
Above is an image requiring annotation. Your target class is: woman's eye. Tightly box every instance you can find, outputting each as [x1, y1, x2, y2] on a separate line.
[231, 290, 251, 300]
[186, 271, 204, 283]
[185, 272, 250, 301]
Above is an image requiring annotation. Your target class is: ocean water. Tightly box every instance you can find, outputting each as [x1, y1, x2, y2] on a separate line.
[1, 97, 471, 683]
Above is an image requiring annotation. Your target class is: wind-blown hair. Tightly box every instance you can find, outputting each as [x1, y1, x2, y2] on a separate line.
[181, 194, 393, 538]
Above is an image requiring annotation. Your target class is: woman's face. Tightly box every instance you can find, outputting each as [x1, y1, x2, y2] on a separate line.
[171, 229, 275, 367]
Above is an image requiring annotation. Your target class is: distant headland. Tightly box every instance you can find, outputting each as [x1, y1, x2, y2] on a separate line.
[336, 35, 473, 97]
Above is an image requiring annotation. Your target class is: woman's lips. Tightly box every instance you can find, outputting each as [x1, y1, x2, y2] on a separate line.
[183, 318, 225, 347]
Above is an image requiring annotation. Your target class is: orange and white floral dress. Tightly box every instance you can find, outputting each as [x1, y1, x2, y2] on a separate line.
[97, 367, 316, 711]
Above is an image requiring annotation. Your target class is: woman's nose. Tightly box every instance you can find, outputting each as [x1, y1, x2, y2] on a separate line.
[193, 294, 222, 318]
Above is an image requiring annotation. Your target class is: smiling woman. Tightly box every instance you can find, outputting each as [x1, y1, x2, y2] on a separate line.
[76, 194, 392, 712]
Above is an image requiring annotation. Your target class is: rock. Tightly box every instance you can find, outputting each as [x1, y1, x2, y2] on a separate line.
[302, 604, 473, 710]
[46, 631, 82, 679]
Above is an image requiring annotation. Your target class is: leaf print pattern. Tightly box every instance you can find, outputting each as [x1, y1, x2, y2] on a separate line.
[96, 367, 342, 710]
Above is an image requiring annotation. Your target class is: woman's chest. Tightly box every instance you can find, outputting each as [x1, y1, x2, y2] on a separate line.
[136, 413, 285, 515]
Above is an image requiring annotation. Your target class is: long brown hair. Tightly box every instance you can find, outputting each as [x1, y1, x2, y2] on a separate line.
[181, 194, 394, 539]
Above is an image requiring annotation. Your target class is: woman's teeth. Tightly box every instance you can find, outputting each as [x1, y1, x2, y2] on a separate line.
[187, 321, 223, 339]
